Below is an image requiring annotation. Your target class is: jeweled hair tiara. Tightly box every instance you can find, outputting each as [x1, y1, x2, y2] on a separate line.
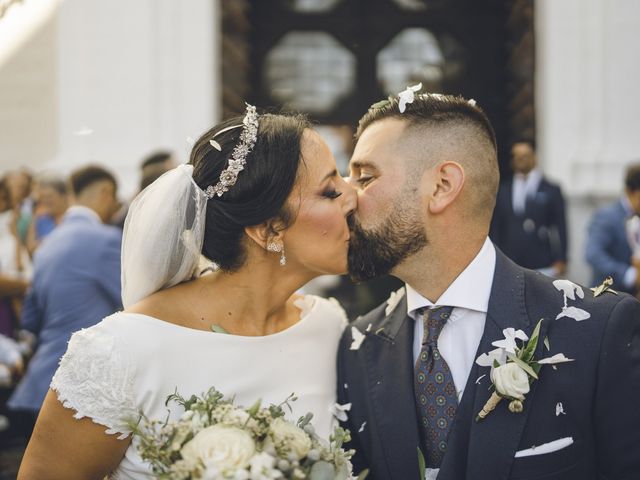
[204, 103, 259, 198]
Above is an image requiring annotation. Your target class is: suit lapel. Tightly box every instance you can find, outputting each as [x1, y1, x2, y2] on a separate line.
[363, 294, 421, 479]
[462, 251, 550, 479]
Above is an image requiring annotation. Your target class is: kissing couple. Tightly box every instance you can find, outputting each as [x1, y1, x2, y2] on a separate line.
[19, 91, 640, 479]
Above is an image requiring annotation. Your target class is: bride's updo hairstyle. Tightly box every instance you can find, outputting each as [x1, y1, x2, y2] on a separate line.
[190, 113, 311, 271]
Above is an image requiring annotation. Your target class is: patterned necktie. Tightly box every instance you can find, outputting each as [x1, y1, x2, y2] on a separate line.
[414, 306, 458, 468]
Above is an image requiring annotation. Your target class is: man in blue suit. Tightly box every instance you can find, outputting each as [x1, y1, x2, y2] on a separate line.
[586, 163, 640, 294]
[490, 140, 567, 277]
[340, 94, 640, 479]
[9, 166, 122, 423]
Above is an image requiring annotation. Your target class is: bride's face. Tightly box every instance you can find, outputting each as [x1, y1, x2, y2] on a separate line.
[282, 130, 356, 276]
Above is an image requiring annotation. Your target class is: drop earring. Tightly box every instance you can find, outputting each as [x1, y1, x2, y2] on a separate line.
[267, 241, 286, 266]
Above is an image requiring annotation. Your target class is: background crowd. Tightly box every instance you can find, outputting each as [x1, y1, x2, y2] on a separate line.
[1, 141, 639, 461]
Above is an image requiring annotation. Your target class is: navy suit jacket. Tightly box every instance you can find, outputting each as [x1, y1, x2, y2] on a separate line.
[491, 178, 567, 270]
[585, 199, 634, 293]
[338, 251, 640, 480]
[9, 207, 122, 412]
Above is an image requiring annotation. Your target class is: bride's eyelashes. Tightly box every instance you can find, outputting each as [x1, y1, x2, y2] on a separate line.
[322, 188, 343, 199]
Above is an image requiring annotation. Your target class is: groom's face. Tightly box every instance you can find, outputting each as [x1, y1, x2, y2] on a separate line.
[346, 119, 427, 281]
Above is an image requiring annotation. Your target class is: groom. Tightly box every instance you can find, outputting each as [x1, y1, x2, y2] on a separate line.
[338, 93, 640, 479]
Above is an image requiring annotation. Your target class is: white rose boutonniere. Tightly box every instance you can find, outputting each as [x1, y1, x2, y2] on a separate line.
[475, 319, 574, 421]
[490, 363, 530, 401]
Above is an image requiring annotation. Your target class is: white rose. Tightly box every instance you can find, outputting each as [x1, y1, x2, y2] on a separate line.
[490, 363, 530, 400]
[181, 425, 255, 472]
[269, 418, 312, 460]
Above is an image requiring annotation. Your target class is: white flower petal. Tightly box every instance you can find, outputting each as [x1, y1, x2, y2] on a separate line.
[467, 99, 477, 106]
[73, 126, 93, 136]
[475, 347, 507, 367]
[556, 306, 591, 321]
[537, 353, 575, 364]
[209, 139, 222, 151]
[552, 279, 583, 301]
[555, 402, 566, 416]
[358, 421, 367, 433]
[330, 402, 352, 422]
[385, 287, 406, 316]
[475, 374, 487, 384]
[349, 327, 366, 351]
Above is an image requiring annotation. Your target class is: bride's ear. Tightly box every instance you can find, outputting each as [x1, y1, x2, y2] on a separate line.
[244, 220, 284, 250]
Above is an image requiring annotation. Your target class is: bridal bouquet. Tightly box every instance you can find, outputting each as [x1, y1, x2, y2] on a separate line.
[130, 388, 365, 480]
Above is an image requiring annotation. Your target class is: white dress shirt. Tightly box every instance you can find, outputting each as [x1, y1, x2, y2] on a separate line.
[407, 238, 496, 400]
[511, 168, 542, 214]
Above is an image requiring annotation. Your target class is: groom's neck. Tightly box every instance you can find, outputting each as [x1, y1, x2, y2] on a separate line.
[394, 235, 486, 303]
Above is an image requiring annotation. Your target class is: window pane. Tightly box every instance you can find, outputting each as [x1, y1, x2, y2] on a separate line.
[264, 31, 356, 114]
[282, 0, 342, 13]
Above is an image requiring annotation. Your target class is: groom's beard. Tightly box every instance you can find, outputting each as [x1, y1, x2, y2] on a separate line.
[348, 209, 427, 282]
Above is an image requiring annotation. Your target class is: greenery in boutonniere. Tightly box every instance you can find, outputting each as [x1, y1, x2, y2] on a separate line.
[475, 320, 574, 422]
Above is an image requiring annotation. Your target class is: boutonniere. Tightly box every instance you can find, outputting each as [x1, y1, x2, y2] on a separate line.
[475, 320, 574, 421]
[590, 276, 618, 297]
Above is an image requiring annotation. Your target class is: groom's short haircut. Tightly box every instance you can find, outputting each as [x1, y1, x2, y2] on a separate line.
[355, 94, 500, 222]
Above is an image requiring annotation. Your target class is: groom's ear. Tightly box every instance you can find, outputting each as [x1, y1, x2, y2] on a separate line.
[426, 161, 465, 214]
[244, 220, 284, 250]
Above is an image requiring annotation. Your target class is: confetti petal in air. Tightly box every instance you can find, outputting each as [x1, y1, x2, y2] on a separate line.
[555, 402, 566, 416]
[537, 353, 575, 364]
[73, 126, 94, 136]
[330, 402, 352, 422]
[209, 139, 222, 151]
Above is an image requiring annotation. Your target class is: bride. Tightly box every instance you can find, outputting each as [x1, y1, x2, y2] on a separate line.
[18, 105, 357, 479]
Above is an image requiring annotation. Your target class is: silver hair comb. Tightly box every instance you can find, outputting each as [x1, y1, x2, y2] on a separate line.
[205, 103, 259, 198]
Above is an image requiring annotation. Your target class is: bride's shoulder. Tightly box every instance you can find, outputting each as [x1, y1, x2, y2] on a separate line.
[301, 295, 349, 328]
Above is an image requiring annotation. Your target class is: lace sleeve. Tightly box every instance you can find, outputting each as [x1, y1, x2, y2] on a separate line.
[50, 323, 137, 439]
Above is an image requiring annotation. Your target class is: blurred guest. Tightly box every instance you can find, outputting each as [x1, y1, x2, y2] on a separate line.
[25, 175, 69, 256]
[5, 169, 34, 245]
[8, 165, 122, 421]
[0, 178, 30, 337]
[586, 163, 640, 294]
[490, 139, 568, 277]
[111, 150, 178, 227]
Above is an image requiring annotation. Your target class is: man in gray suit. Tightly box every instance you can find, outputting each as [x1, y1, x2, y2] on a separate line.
[9, 166, 121, 423]
[338, 93, 640, 479]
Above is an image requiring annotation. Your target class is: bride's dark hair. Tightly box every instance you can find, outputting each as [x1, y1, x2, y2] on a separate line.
[190, 112, 310, 271]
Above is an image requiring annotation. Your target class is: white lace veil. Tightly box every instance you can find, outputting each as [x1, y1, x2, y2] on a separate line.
[121, 164, 208, 308]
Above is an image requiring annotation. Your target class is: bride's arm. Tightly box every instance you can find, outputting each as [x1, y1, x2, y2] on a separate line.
[18, 389, 131, 480]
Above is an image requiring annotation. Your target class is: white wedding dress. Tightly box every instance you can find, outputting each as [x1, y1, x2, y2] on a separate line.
[50, 295, 347, 480]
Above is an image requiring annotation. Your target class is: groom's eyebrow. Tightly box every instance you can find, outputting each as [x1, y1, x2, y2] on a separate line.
[350, 160, 376, 171]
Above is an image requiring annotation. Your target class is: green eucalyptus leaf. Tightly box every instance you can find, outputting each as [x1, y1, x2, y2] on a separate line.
[370, 99, 390, 109]
[418, 447, 426, 478]
[520, 319, 543, 363]
[510, 356, 538, 380]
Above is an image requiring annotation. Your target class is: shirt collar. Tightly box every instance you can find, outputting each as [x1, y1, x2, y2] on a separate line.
[64, 205, 102, 224]
[514, 169, 542, 190]
[406, 237, 496, 319]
